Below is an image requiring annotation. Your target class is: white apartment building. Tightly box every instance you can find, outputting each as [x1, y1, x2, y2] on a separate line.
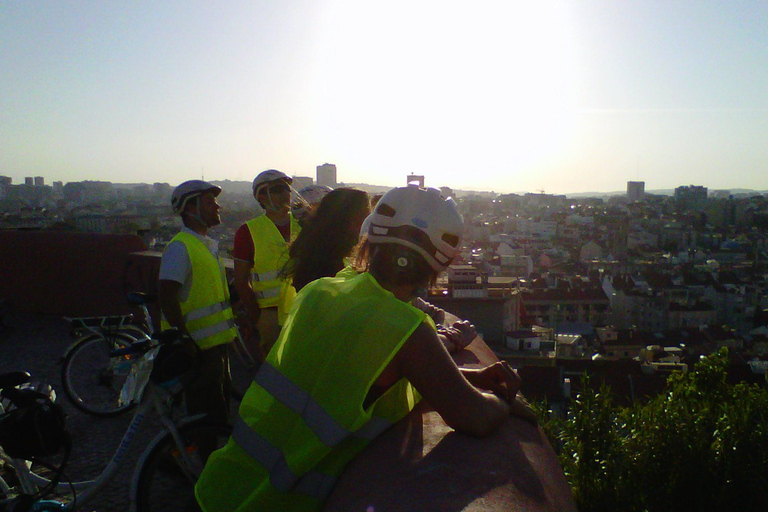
[316, 163, 337, 188]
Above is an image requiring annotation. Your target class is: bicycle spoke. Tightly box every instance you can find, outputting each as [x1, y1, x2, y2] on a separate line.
[61, 333, 137, 416]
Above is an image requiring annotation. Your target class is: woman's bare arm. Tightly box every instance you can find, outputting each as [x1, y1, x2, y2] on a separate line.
[394, 322, 510, 437]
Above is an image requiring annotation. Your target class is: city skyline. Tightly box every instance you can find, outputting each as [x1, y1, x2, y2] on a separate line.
[2, 1, 768, 194]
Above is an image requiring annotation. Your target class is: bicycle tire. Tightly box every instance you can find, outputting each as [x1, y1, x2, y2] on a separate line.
[61, 331, 139, 417]
[133, 421, 232, 512]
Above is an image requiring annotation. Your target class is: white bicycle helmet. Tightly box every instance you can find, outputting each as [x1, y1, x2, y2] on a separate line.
[366, 186, 463, 272]
[252, 169, 292, 195]
[292, 184, 333, 220]
[171, 180, 222, 214]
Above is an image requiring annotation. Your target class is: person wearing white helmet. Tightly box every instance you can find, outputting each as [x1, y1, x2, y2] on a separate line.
[159, 180, 238, 425]
[232, 169, 301, 359]
[291, 184, 333, 225]
[194, 185, 534, 512]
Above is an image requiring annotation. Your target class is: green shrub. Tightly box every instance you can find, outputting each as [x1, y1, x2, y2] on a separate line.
[537, 348, 768, 512]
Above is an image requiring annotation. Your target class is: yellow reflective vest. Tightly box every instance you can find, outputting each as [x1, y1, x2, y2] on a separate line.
[195, 272, 432, 512]
[245, 214, 300, 309]
[160, 232, 237, 350]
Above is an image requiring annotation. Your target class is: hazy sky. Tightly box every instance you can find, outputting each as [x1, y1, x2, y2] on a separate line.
[2, 1, 767, 194]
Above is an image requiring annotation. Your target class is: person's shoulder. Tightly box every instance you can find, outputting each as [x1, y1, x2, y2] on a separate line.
[234, 223, 254, 244]
[163, 235, 187, 257]
[162, 238, 188, 257]
[335, 266, 360, 280]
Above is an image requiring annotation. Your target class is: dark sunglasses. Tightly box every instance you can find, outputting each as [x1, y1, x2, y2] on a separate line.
[262, 183, 290, 195]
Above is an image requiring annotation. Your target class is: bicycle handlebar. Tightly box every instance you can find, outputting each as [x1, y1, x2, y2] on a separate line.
[108, 329, 193, 358]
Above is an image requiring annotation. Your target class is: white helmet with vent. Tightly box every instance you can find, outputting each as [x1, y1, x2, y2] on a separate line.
[252, 169, 292, 195]
[366, 186, 463, 272]
[292, 184, 333, 220]
[171, 180, 221, 214]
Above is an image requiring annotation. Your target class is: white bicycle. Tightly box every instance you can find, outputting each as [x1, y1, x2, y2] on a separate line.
[60, 292, 259, 417]
[1, 333, 231, 512]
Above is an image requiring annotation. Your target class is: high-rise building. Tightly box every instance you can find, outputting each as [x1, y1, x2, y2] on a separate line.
[34, 176, 45, 187]
[674, 185, 708, 212]
[0, 176, 10, 200]
[316, 163, 337, 188]
[24, 177, 34, 186]
[407, 174, 425, 187]
[627, 181, 645, 202]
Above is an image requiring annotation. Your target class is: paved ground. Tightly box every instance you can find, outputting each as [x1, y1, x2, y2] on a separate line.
[0, 311, 249, 512]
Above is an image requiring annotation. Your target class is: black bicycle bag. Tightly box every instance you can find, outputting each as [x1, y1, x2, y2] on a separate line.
[0, 383, 67, 459]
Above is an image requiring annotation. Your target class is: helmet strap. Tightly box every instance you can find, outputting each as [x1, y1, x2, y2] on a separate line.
[182, 196, 211, 230]
[265, 188, 278, 212]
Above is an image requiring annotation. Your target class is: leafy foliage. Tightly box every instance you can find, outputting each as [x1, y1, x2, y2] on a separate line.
[537, 349, 768, 512]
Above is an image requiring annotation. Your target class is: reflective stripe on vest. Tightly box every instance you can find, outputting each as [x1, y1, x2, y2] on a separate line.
[246, 214, 300, 308]
[255, 270, 280, 282]
[191, 317, 237, 341]
[194, 273, 426, 512]
[255, 286, 281, 300]
[185, 300, 230, 322]
[232, 417, 337, 499]
[160, 233, 237, 350]
[231, 363, 395, 500]
[254, 363, 393, 445]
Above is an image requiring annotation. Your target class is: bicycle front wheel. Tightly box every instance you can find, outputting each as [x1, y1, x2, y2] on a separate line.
[134, 421, 232, 512]
[61, 331, 138, 417]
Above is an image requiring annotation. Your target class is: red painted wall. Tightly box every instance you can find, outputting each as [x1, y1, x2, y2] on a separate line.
[0, 231, 148, 316]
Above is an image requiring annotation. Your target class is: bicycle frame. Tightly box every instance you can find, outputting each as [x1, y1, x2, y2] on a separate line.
[3, 382, 205, 511]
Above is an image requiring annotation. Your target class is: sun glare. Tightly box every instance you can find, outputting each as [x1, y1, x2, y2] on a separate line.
[311, 1, 577, 188]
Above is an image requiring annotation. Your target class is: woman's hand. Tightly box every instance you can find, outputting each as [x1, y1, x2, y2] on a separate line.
[437, 320, 477, 352]
[463, 361, 521, 401]
[462, 362, 538, 425]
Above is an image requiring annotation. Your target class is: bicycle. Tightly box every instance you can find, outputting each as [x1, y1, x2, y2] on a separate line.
[1, 332, 232, 512]
[60, 292, 260, 417]
[60, 292, 155, 417]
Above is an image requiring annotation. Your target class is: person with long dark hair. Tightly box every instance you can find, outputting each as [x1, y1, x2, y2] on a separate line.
[281, 187, 371, 292]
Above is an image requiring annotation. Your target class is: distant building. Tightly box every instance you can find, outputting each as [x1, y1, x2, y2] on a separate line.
[407, 174, 425, 187]
[522, 287, 610, 329]
[427, 264, 523, 343]
[440, 186, 454, 198]
[674, 185, 708, 212]
[0, 176, 10, 200]
[710, 189, 731, 199]
[627, 181, 645, 202]
[516, 218, 557, 240]
[579, 240, 604, 262]
[34, 176, 44, 187]
[152, 182, 171, 199]
[316, 163, 337, 188]
[25, 177, 34, 186]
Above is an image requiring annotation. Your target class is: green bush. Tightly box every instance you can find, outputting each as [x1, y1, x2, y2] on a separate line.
[537, 348, 768, 512]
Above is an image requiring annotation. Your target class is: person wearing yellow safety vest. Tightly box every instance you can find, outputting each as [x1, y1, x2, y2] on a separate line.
[232, 170, 300, 361]
[158, 180, 238, 425]
[193, 185, 537, 512]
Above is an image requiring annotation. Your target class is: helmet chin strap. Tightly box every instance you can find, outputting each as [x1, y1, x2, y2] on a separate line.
[185, 197, 213, 229]
[266, 188, 279, 212]
[263, 185, 289, 214]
